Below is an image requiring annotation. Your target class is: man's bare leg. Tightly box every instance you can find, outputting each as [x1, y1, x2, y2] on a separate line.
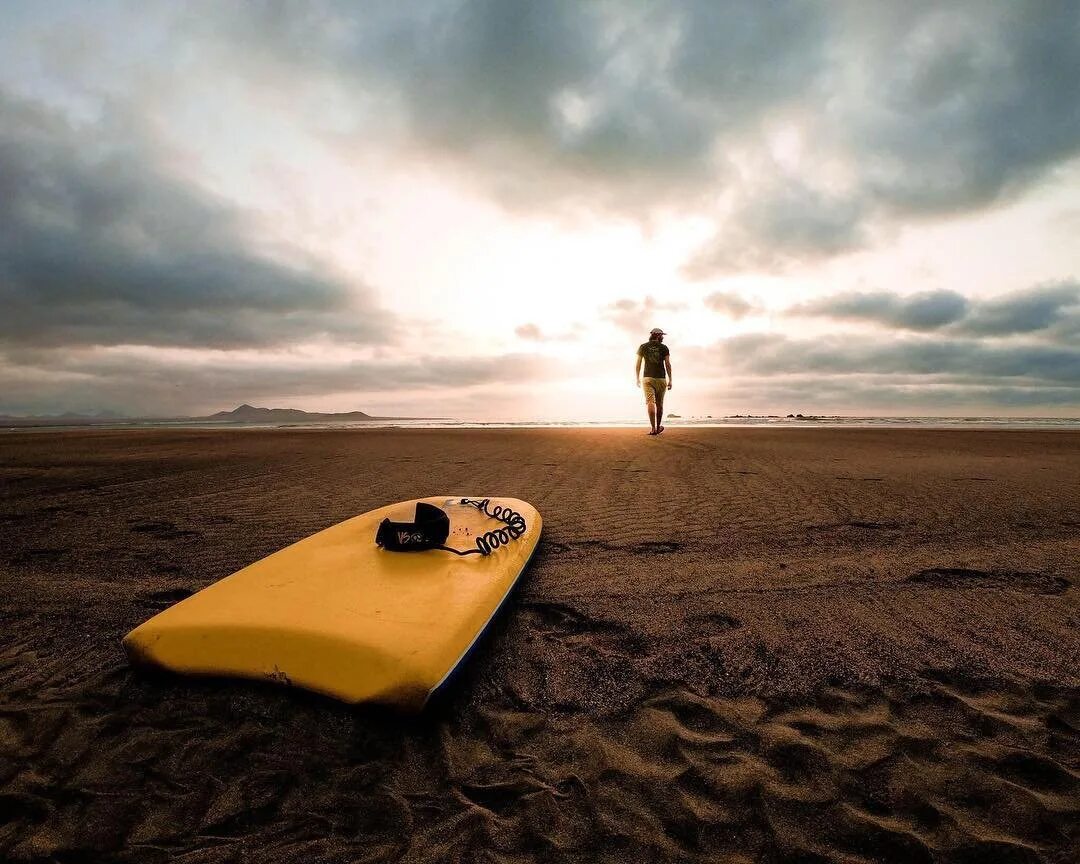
[655, 390, 665, 433]
[646, 403, 658, 434]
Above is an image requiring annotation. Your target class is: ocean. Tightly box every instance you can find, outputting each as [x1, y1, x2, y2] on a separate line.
[7, 416, 1080, 431]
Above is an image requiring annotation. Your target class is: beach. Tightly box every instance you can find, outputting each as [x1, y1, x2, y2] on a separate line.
[1, 426, 1078, 862]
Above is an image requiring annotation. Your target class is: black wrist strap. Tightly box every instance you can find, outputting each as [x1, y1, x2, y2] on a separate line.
[375, 502, 451, 552]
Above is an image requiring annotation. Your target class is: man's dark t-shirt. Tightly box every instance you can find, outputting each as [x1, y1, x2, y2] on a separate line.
[637, 341, 669, 378]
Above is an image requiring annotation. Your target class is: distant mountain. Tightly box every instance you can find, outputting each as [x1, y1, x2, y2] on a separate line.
[203, 404, 375, 422]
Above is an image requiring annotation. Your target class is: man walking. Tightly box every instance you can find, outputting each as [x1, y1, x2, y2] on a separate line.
[635, 327, 672, 435]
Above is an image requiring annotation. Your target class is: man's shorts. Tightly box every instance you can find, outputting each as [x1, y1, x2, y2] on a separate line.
[642, 377, 667, 407]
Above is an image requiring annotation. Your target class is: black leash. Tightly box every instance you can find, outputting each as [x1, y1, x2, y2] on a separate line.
[439, 497, 527, 556]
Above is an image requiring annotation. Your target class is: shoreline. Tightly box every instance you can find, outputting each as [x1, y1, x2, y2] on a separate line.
[6, 417, 1080, 435]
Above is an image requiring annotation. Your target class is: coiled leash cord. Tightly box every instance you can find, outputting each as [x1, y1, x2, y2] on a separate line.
[375, 498, 527, 556]
[439, 498, 527, 556]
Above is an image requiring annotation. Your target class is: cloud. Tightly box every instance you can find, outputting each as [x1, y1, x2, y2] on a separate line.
[690, 4, 1080, 273]
[222, 3, 1080, 259]
[689, 282, 1080, 411]
[19, 2, 1071, 274]
[602, 296, 685, 334]
[848, 4, 1080, 216]
[791, 290, 971, 331]
[0, 90, 392, 350]
[515, 323, 543, 341]
[197, 0, 715, 208]
[789, 282, 1080, 337]
[685, 178, 869, 276]
[712, 376, 1080, 413]
[0, 346, 550, 416]
[698, 332, 1080, 385]
[674, 328, 1079, 412]
[514, 323, 579, 342]
[190, 2, 831, 210]
[703, 291, 757, 319]
[960, 283, 1080, 336]
[667, 0, 828, 110]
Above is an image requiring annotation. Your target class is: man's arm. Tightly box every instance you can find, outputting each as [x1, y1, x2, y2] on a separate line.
[665, 355, 672, 390]
[635, 355, 643, 385]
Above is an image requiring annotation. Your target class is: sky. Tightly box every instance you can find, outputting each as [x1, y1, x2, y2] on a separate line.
[1, 0, 1079, 420]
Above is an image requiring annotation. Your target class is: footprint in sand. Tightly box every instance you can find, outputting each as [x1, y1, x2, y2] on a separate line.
[13, 547, 69, 564]
[632, 540, 681, 555]
[908, 567, 1070, 595]
[687, 611, 742, 633]
[520, 601, 647, 656]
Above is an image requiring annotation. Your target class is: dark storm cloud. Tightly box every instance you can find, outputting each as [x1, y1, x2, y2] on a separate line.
[0, 91, 391, 350]
[698, 333, 1080, 385]
[688, 3, 1080, 273]
[790, 283, 1080, 337]
[201, 1, 1080, 268]
[667, 0, 827, 109]
[696, 282, 1080, 410]
[791, 290, 971, 331]
[851, 4, 1080, 215]
[960, 283, 1080, 336]
[200, 0, 827, 204]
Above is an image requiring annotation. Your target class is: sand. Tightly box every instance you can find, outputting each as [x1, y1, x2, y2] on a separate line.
[1, 427, 1078, 863]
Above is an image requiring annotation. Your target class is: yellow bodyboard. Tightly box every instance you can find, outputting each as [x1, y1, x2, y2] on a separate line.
[122, 496, 542, 711]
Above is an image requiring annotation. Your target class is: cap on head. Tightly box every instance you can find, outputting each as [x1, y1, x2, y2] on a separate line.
[649, 327, 666, 336]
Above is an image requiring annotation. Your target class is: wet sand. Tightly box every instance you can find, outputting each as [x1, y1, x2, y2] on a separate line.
[1, 427, 1078, 863]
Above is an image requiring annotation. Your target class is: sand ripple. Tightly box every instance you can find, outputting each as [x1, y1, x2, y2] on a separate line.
[1, 428, 1078, 862]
